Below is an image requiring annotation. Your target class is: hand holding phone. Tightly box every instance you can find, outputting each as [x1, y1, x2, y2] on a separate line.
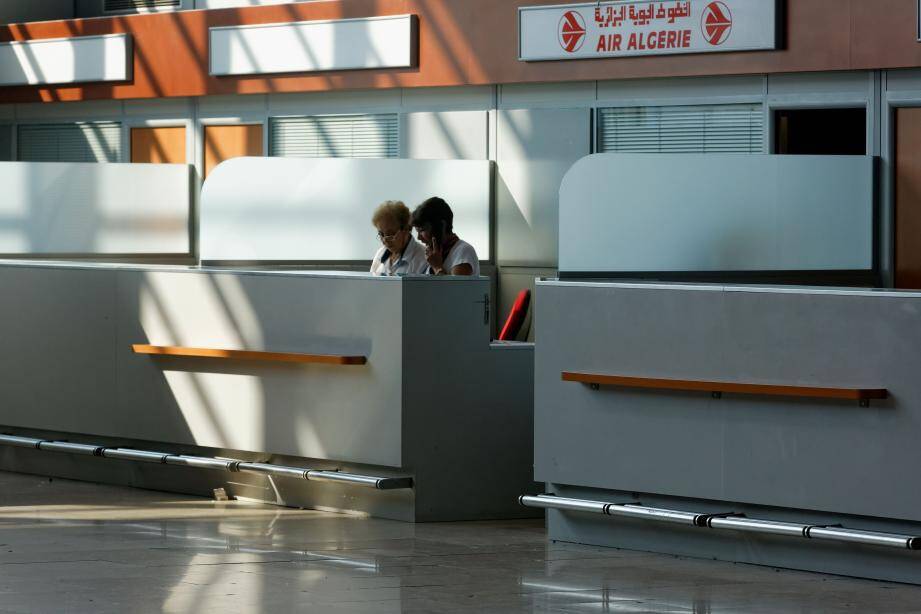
[425, 236, 444, 272]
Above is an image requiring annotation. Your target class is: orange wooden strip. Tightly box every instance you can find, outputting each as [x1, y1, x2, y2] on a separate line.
[562, 372, 887, 402]
[133, 344, 366, 365]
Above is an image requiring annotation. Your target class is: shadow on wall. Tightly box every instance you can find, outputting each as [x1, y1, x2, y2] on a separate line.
[128, 270, 383, 460]
[12, 156, 104, 254]
[413, 0, 487, 84]
[5, 19, 120, 102]
[200, 0, 485, 92]
[495, 108, 591, 267]
[6, 25, 48, 86]
[402, 111, 474, 160]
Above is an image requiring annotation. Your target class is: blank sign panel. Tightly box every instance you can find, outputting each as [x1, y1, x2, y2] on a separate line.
[210, 15, 417, 76]
[0, 34, 131, 87]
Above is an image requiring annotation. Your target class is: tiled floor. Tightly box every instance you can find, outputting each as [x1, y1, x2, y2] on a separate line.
[0, 472, 919, 613]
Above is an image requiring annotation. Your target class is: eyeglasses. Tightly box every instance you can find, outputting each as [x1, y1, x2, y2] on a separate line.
[377, 229, 403, 242]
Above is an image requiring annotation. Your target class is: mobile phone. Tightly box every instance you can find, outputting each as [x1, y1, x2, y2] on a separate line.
[431, 220, 446, 248]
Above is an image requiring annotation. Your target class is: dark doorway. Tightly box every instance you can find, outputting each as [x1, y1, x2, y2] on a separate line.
[774, 108, 867, 155]
[895, 107, 921, 289]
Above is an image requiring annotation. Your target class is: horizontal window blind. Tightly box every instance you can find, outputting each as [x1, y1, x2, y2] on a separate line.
[598, 104, 764, 154]
[104, 0, 180, 12]
[17, 122, 122, 163]
[269, 114, 399, 159]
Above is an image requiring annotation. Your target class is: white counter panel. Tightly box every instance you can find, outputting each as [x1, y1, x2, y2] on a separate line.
[200, 157, 491, 261]
[559, 154, 875, 274]
[0, 162, 191, 255]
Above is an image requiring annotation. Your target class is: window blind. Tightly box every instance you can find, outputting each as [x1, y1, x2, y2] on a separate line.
[269, 114, 399, 159]
[17, 122, 122, 163]
[598, 104, 764, 154]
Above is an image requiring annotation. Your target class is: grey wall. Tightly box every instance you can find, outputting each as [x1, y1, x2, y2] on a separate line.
[402, 111, 488, 160]
[497, 108, 591, 267]
[494, 106, 590, 338]
[0, 262, 536, 521]
[535, 280, 921, 523]
[0, 264, 406, 467]
[401, 278, 537, 520]
[0, 262, 534, 469]
[0, 0, 74, 24]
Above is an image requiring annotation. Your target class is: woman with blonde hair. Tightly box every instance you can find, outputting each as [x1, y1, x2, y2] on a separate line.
[370, 200, 428, 276]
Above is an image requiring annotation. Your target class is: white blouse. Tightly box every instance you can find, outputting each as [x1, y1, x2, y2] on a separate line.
[435, 239, 480, 276]
[370, 239, 429, 276]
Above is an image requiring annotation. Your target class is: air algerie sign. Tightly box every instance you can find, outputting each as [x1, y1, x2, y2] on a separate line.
[519, 0, 780, 61]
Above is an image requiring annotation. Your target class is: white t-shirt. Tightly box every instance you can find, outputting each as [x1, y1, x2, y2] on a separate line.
[435, 238, 480, 276]
[370, 239, 429, 276]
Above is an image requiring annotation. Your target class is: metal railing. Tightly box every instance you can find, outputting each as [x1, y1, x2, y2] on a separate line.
[0, 434, 412, 491]
[520, 494, 921, 551]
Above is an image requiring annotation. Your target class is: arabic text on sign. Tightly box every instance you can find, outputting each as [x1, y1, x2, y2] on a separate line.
[595, 1, 692, 28]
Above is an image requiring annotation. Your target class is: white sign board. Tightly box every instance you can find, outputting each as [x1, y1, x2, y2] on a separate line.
[519, 1, 779, 61]
[210, 15, 417, 76]
[0, 34, 132, 87]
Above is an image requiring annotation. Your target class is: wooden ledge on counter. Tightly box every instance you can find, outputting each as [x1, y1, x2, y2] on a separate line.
[562, 372, 888, 406]
[132, 344, 367, 366]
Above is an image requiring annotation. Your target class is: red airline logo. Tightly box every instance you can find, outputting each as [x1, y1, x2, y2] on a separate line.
[702, 1, 732, 46]
[559, 10, 587, 52]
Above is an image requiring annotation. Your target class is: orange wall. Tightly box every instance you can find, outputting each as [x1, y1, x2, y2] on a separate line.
[1, 0, 921, 104]
[203, 124, 263, 178]
[131, 127, 187, 164]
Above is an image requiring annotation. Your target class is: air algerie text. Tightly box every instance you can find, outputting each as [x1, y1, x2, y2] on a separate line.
[597, 29, 692, 52]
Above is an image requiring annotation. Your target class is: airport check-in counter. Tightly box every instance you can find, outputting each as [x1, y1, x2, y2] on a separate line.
[0, 262, 536, 521]
[0, 156, 536, 522]
[522, 154, 921, 583]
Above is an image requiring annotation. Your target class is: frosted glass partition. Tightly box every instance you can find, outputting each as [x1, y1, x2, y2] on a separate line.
[0, 162, 191, 255]
[200, 157, 492, 261]
[559, 154, 875, 274]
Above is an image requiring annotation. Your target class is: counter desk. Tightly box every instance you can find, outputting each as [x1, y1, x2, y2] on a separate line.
[525, 280, 921, 583]
[0, 262, 537, 522]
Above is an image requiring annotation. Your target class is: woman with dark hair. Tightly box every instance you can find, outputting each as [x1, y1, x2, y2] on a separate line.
[411, 197, 480, 276]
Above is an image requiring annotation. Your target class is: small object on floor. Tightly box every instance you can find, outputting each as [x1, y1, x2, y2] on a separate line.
[212, 487, 230, 501]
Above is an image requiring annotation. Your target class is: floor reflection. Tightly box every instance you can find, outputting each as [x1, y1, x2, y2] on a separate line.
[0, 472, 919, 613]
